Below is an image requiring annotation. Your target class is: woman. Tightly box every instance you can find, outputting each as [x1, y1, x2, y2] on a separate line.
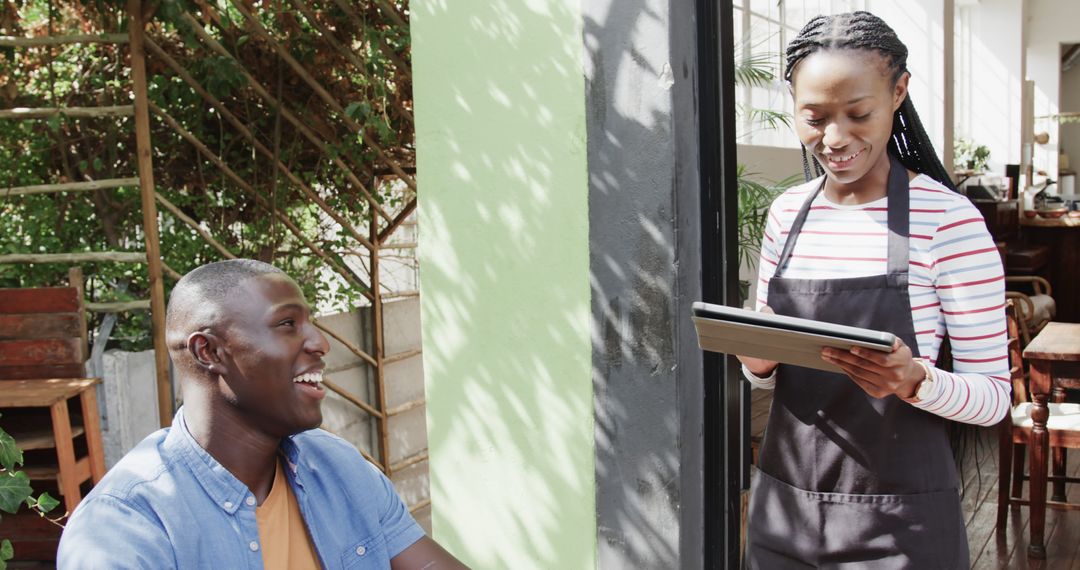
[739, 12, 1011, 569]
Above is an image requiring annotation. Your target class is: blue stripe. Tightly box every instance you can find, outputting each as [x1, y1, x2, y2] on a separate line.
[936, 261, 1003, 278]
[930, 232, 983, 251]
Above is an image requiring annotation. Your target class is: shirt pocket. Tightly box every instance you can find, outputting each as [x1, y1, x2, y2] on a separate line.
[340, 533, 389, 570]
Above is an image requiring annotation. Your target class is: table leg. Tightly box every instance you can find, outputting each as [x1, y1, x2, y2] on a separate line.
[49, 398, 81, 515]
[1027, 360, 1051, 559]
[79, 388, 106, 482]
[1051, 385, 1067, 502]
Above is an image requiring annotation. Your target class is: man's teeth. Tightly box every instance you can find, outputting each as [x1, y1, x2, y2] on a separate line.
[292, 372, 324, 384]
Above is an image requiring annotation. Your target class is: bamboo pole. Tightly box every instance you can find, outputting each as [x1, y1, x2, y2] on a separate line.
[172, 13, 393, 225]
[86, 300, 152, 312]
[0, 33, 129, 46]
[312, 320, 378, 368]
[408, 498, 431, 515]
[0, 105, 133, 119]
[288, 0, 413, 125]
[370, 215, 391, 475]
[378, 198, 417, 243]
[386, 397, 424, 417]
[143, 38, 377, 253]
[1, 177, 140, 197]
[390, 450, 429, 474]
[0, 252, 145, 264]
[149, 101, 373, 298]
[161, 262, 183, 281]
[129, 0, 173, 428]
[322, 378, 383, 419]
[228, 1, 417, 191]
[154, 192, 237, 260]
[383, 347, 422, 366]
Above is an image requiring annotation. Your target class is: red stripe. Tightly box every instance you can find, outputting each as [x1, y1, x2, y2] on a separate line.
[936, 275, 1004, 289]
[911, 186, 952, 195]
[911, 301, 941, 311]
[911, 234, 933, 240]
[936, 247, 998, 264]
[937, 217, 983, 232]
[954, 354, 1009, 363]
[927, 377, 957, 414]
[942, 302, 1006, 316]
[915, 329, 936, 336]
[942, 384, 972, 420]
[910, 260, 931, 269]
[949, 329, 1006, 341]
[911, 208, 947, 213]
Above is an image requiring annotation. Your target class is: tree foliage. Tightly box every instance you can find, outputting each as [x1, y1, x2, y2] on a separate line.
[1, 0, 413, 349]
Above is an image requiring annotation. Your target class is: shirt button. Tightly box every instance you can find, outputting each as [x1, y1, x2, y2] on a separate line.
[356, 545, 366, 556]
[223, 501, 233, 509]
[249, 541, 259, 552]
[245, 496, 256, 507]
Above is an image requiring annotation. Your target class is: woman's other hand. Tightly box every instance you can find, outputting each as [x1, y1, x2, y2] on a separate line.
[820, 337, 925, 399]
[735, 305, 780, 377]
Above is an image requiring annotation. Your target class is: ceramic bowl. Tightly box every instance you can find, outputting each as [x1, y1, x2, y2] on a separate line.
[1037, 208, 1069, 219]
[1024, 210, 1039, 218]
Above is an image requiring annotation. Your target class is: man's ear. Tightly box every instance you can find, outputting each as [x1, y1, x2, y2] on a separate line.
[893, 71, 911, 111]
[188, 331, 227, 376]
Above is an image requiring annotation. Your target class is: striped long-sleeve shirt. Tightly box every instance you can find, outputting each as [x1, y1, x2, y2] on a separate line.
[744, 174, 1011, 427]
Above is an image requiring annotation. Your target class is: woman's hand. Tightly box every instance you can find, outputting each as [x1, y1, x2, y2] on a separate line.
[735, 305, 780, 377]
[820, 337, 925, 399]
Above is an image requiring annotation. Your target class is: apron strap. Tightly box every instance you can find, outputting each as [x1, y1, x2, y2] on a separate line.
[774, 154, 912, 279]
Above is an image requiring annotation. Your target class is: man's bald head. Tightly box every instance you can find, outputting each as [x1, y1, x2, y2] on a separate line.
[165, 259, 286, 359]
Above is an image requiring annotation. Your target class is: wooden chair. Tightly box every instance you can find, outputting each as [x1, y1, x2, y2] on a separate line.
[0, 283, 106, 514]
[1005, 275, 1056, 346]
[997, 301, 1080, 534]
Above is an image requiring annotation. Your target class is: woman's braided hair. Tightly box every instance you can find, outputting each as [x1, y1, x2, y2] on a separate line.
[784, 11, 956, 190]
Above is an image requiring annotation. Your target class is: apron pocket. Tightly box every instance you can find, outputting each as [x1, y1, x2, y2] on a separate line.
[817, 488, 968, 570]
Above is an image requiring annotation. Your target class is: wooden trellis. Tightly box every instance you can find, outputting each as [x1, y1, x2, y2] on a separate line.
[1, 0, 425, 491]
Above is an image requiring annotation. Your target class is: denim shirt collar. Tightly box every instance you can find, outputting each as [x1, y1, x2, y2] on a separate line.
[163, 407, 306, 514]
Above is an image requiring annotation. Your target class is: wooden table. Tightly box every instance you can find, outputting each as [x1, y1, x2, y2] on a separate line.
[1023, 323, 1080, 558]
[0, 378, 105, 513]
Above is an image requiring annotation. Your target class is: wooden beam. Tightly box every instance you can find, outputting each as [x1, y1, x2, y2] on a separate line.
[370, 215, 391, 474]
[171, 14, 394, 225]
[143, 38, 377, 253]
[154, 191, 237, 260]
[408, 498, 432, 515]
[312, 320, 378, 368]
[390, 449, 429, 474]
[289, 0, 413, 124]
[329, 0, 412, 79]
[149, 101, 373, 298]
[0, 106, 133, 119]
[378, 198, 417, 243]
[229, 1, 417, 191]
[129, 0, 173, 428]
[86, 300, 151, 312]
[322, 378, 383, 419]
[386, 397, 424, 417]
[0, 252, 146, 264]
[383, 347, 422, 366]
[1, 177, 140, 198]
[0, 34, 129, 46]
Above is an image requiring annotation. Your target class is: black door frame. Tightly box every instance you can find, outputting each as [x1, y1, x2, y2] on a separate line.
[696, 0, 746, 568]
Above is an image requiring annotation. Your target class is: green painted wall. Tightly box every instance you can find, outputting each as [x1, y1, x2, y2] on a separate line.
[411, 1, 595, 568]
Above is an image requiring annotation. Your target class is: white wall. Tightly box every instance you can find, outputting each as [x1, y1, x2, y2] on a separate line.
[736, 144, 804, 183]
[956, 0, 1024, 173]
[1026, 0, 1080, 182]
[1060, 56, 1080, 176]
[867, 0, 948, 155]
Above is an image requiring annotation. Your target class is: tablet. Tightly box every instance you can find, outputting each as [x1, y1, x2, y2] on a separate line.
[691, 302, 896, 373]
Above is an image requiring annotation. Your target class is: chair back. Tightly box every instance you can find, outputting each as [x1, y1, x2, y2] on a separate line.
[0, 286, 88, 380]
[1005, 299, 1027, 405]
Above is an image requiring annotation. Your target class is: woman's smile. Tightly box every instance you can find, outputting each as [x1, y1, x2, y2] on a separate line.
[821, 147, 867, 171]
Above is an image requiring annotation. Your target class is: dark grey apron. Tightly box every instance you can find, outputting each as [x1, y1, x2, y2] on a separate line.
[745, 156, 969, 569]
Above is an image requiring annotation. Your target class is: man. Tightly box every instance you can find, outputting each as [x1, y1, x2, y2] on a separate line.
[58, 259, 466, 569]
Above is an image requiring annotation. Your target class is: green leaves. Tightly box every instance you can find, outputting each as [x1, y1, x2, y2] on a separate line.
[26, 492, 60, 515]
[0, 427, 22, 473]
[0, 472, 32, 515]
[1, 538, 13, 570]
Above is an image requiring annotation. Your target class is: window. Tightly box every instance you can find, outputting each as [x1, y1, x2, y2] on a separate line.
[733, 0, 867, 148]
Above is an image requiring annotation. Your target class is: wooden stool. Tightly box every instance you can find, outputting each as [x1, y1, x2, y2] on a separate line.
[0, 379, 106, 514]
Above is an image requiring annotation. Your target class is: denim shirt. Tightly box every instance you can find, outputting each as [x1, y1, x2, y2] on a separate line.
[57, 408, 424, 569]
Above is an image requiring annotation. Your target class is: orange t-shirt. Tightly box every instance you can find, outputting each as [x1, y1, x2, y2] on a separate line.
[255, 460, 321, 570]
